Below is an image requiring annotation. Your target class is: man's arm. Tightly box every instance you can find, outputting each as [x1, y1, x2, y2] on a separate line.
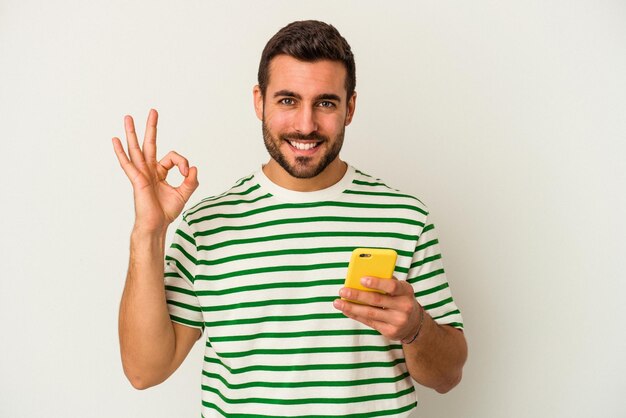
[333, 277, 467, 393]
[112, 109, 200, 389]
[118, 229, 200, 389]
[399, 309, 467, 393]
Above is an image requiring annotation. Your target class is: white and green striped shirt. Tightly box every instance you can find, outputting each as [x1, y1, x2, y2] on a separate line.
[164, 165, 463, 417]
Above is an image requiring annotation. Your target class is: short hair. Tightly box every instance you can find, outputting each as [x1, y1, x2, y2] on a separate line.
[258, 20, 356, 100]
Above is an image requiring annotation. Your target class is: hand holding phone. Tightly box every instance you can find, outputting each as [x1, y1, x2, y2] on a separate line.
[342, 248, 397, 303]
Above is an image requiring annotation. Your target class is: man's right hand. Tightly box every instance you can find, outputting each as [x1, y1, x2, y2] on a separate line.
[112, 109, 199, 234]
[113, 109, 201, 389]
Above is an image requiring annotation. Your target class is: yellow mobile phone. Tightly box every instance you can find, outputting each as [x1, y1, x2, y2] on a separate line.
[343, 248, 397, 303]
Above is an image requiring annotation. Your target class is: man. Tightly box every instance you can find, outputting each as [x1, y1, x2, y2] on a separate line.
[113, 20, 467, 417]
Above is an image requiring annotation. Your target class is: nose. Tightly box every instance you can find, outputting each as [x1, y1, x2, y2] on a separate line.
[293, 106, 318, 135]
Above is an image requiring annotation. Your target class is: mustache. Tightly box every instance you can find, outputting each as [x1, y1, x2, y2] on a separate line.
[281, 132, 329, 142]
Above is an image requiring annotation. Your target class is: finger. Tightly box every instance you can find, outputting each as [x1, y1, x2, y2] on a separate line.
[159, 151, 190, 177]
[339, 306, 389, 331]
[360, 276, 407, 296]
[142, 109, 158, 163]
[335, 297, 411, 340]
[334, 298, 414, 340]
[112, 137, 142, 185]
[176, 166, 199, 202]
[124, 115, 146, 167]
[333, 298, 395, 325]
[339, 286, 393, 310]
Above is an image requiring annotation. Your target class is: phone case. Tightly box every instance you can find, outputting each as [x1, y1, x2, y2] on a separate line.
[343, 248, 397, 298]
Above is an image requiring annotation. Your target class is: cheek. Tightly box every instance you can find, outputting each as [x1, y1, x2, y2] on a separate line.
[264, 111, 291, 132]
[320, 114, 346, 133]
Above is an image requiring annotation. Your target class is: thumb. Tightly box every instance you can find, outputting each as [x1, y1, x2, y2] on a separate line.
[177, 166, 199, 202]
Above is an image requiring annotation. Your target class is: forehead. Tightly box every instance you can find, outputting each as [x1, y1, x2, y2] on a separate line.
[266, 55, 347, 99]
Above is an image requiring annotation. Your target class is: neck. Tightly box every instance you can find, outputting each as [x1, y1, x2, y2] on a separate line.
[262, 158, 348, 192]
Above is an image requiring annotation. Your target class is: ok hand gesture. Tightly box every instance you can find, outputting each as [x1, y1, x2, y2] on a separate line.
[112, 109, 199, 234]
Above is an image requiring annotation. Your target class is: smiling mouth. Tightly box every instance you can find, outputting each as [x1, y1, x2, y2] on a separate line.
[287, 140, 321, 151]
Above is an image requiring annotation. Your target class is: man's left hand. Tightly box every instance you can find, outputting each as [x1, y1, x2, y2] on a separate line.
[333, 276, 421, 342]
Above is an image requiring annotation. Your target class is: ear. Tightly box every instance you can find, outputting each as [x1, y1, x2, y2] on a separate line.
[253, 85, 264, 121]
[344, 91, 357, 126]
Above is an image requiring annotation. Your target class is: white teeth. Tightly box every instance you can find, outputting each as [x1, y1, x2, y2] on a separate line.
[289, 141, 319, 151]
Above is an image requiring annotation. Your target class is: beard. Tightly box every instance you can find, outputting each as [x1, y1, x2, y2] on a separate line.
[262, 121, 345, 179]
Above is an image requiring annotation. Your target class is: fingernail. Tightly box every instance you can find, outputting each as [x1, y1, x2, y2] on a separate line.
[361, 277, 371, 287]
[333, 299, 343, 309]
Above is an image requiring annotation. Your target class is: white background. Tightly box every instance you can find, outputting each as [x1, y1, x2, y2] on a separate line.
[1, 1, 625, 417]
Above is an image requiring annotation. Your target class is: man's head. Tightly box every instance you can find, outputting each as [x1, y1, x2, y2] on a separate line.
[254, 21, 357, 189]
[257, 20, 356, 101]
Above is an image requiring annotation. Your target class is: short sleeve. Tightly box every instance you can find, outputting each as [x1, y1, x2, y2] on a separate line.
[407, 221, 464, 329]
[164, 217, 204, 331]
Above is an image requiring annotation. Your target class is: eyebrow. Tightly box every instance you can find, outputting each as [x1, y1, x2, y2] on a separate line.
[273, 90, 342, 103]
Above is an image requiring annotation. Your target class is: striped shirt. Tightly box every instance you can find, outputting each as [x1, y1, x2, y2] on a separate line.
[164, 165, 463, 417]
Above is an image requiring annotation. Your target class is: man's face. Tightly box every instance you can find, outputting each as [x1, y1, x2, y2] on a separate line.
[254, 55, 356, 180]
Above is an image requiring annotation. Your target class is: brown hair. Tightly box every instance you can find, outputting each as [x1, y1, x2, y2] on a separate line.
[258, 20, 356, 100]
